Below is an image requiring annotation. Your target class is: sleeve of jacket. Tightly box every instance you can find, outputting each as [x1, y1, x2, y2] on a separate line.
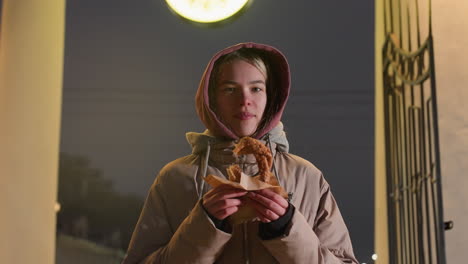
[122, 178, 232, 264]
[259, 176, 359, 264]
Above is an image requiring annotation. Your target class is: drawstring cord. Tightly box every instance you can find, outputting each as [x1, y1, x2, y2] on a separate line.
[265, 134, 281, 185]
[265, 134, 293, 202]
[198, 139, 211, 199]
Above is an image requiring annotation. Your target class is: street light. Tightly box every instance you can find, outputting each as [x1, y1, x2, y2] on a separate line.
[165, 0, 250, 24]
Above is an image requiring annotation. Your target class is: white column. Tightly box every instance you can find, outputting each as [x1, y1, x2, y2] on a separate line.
[374, 0, 389, 263]
[0, 0, 65, 263]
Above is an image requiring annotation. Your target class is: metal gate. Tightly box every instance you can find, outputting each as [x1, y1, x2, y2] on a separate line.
[382, 0, 451, 263]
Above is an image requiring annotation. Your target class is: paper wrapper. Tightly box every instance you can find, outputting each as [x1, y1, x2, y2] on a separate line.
[204, 173, 288, 225]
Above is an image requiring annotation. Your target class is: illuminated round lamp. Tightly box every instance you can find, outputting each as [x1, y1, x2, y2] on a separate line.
[165, 0, 250, 24]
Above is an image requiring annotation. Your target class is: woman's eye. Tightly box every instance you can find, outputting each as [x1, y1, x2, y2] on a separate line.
[252, 87, 263, 92]
[223, 87, 235, 93]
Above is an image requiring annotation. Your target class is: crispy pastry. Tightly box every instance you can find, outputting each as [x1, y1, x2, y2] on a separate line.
[230, 137, 273, 183]
[204, 137, 287, 225]
[223, 137, 287, 225]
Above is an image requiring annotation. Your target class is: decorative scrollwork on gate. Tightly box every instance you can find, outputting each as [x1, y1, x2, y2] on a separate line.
[382, 0, 448, 263]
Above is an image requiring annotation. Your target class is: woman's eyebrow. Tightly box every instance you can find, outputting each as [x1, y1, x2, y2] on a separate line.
[219, 80, 237, 85]
[249, 80, 266, 85]
[219, 80, 265, 85]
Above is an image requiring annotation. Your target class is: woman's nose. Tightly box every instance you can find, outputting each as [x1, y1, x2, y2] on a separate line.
[239, 90, 251, 106]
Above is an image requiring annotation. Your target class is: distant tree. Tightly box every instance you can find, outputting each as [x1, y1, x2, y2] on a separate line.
[56, 152, 144, 250]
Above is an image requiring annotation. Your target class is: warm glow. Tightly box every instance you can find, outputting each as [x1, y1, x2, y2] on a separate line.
[372, 254, 378, 260]
[165, 0, 249, 23]
[55, 202, 61, 213]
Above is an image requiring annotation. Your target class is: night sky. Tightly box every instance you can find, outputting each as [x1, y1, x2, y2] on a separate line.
[59, 0, 375, 261]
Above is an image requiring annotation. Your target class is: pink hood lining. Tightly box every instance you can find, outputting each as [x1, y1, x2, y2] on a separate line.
[195, 42, 290, 140]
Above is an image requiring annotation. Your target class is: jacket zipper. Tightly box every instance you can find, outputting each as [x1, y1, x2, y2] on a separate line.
[240, 154, 250, 264]
[243, 222, 250, 264]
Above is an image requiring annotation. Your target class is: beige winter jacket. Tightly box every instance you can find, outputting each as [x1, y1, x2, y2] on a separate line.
[123, 43, 358, 263]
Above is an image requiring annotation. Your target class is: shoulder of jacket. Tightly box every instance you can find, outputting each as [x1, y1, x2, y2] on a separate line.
[279, 152, 321, 173]
[279, 152, 328, 187]
[149, 155, 201, 197]
[159, 154, 199, 175]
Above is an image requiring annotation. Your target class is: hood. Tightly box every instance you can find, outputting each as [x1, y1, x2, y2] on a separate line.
[195, 42, 290, 140]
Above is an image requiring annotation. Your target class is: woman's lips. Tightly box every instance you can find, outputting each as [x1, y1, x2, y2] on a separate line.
[235, 112, 255, 120]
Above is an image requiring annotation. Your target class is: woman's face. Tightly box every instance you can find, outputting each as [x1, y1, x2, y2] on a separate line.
[214, 59, 267, 137]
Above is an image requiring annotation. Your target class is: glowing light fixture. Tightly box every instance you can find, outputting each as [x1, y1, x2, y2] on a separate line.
[165, 0, 250, 23]
[54, 202, 61, 213]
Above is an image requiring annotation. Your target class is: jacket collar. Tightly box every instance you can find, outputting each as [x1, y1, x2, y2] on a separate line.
[186, 122, 289, 166]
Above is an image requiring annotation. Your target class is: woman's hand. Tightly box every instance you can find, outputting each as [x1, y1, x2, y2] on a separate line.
[247, 188, 289, 223]
[202, 184, 247, 220]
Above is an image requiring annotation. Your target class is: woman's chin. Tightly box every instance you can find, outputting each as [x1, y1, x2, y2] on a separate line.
[227, 120, 260, 138]
[234, 129, 256, 138]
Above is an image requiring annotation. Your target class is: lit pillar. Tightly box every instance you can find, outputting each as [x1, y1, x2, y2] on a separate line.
[0, 0, 65, 263]
[374, 0, 389, 263]
[432, 1, 468, 262]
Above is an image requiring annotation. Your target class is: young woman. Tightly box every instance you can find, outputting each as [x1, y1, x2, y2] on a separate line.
[123, 43, 358, 263]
